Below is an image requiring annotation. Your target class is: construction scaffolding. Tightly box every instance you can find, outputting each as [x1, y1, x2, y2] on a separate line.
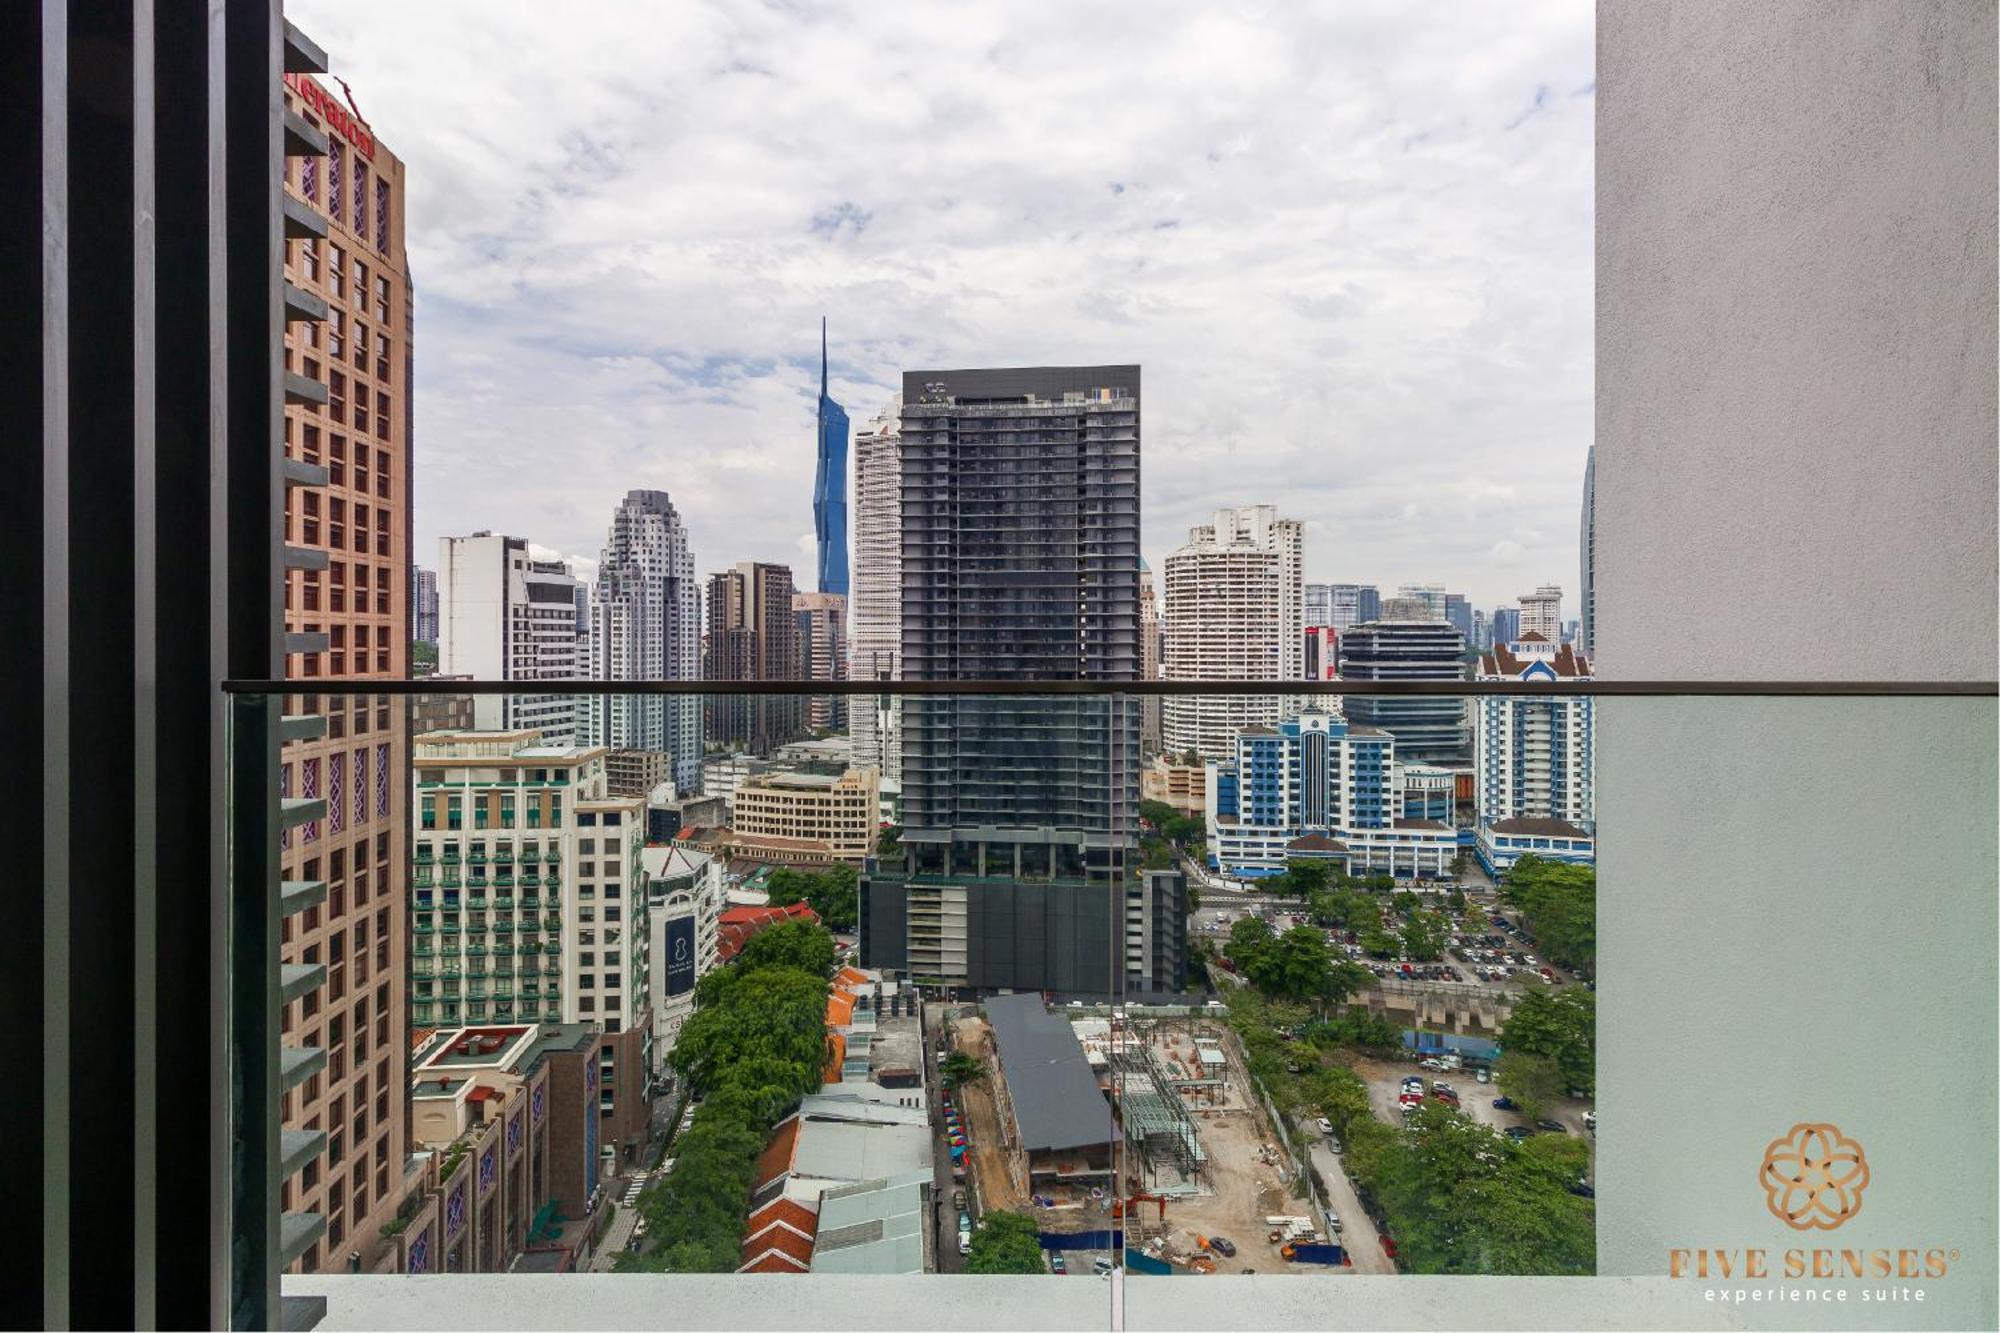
[1114, 1049, 1207, 1188]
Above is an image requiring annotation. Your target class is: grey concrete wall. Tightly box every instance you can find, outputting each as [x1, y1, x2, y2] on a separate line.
[1597, 0, 1996, 681]
[1597, 5, 1998, 1328]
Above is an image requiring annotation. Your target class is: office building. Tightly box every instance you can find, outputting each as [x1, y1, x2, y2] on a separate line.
[398, 1023, 605, 1275]
[1161, 504, 1304, 760]
[1319, 583, 1378, 631]
[861, 366, 1148, 994]
[1141, 756, 1205, 816]
[409, 731, 655, 1161]
[1491, 606, 1521, 645]
[437, 533, 583, 744]
[1304, 582, 1333, 627]
[1472, 609, 1490, 653]
[412, 565, 439, 644]
[1302, 625, 1340, 681]
[1338, 620, 1469, 765]
[584, 490, 702, 789]
[706, 561, 806, 752]
[1579, 445, 1596, 657]
[1444, 592, 1474, 644]
[278, 63, 418, 1275]
[848, 398, 903, 782]
[1396, 583, 1447, 621]
[604, 748, 672, 801]
[794, 590, 848, 731]
[1205, 711, 1459, 879]
[732, 768, 882, 863]
[813, 322, 850, 597]
[642, 845, 723, 1063]
[1519, 584, 1564, 642]
[1473, 635, 1595, 872]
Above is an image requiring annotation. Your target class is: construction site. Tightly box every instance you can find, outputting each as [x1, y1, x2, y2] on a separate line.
[947, 1000, 1344, 1276]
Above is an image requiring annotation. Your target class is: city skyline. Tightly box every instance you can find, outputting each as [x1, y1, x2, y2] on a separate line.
[290, 0, 1592, 611]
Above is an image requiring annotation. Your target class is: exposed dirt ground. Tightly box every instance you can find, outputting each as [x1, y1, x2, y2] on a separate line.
[948, 1016, 1027, 1215]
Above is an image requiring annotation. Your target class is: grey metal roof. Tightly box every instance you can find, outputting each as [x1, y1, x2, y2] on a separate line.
[982, 993, 1116, 1153]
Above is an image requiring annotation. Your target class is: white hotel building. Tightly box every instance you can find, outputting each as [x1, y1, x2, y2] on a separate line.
[1161, 505, 1303, 760]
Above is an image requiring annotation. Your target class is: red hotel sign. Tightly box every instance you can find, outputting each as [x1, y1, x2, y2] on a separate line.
[285, 73, 375, 160]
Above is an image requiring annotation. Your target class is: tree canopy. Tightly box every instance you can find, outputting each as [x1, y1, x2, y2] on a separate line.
[624, 919, 841, 1272]
[764, 864, 860, 932]
[1497, 985, 1595, 1097]
[965, 1211, 1047, 1274]
[1499, 855, 1596, 973]
[734, 918, 838, 979]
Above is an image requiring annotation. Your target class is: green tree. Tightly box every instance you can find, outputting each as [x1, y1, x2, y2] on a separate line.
[965, 1211, 1047, 1274]
[1494, 1051, 1563, 1122]
[1225, 916, 1275, 974]
[1499, 855, 1596, 973]
[1245, 925, 1333, 1000]
[1280, 857, 1334, 899]
[765, 864, 860, 932]
[670, 965, 829, 1094]
[734, 919, 839, 979]
[1400, 910, 1452, 962]
[1498, 986, 1595, 1096]
[940, 1052, 989, 1089]
[876, 824, 902, 855]
[1163, 814, 1205, 844]
[1138, 798, 1178, 828]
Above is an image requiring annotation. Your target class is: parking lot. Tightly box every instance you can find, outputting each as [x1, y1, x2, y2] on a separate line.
[1349, 1052, 1595, 1183]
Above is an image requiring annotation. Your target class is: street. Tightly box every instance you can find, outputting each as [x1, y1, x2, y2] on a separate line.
[1305, 1138, 1393, 1274]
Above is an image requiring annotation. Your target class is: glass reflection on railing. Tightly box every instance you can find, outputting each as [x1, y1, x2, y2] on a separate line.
[234, 685, 1595, 1285]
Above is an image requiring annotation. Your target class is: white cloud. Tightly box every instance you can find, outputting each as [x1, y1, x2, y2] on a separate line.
[298, 0, 1593, 613]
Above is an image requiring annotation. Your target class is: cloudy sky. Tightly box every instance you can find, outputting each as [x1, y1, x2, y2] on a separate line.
[297, 0, 1594, 613]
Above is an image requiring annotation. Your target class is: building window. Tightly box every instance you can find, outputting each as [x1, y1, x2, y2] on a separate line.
[301, 154, 318, 203]
[374, 177, 390, 253]
[328, 143, 343, 221]
[352, 156, 367, 233]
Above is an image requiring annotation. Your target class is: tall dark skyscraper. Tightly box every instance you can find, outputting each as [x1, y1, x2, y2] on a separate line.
[862, 366, 1179, 994]
[1339, 619, 1470, 765]
[1579, 444, 1596, 656]
[813, 320, 850, 596]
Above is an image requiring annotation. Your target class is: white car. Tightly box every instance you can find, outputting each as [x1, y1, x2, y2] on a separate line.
[1582, 1111, 1597, 1133]
[1316, 1117, 1334, 1135]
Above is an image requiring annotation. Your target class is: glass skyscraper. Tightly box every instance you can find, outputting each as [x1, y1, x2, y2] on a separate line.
[813, 319, 850, 596]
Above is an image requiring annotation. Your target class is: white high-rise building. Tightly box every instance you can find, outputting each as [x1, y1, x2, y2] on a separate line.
[1473, 634, 1596, 872]
[584, 490, 702, 789]
[1519, 584, 1564, 642]
[437, 533, 582, 744]
[1161, 504, 1304, 760]
[1139, 561, 1162, 755]
[848, 398, 902, 782]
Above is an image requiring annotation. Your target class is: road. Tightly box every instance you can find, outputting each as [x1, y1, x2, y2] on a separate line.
[1306, 1138, 1394, 1274]
[923, 1000, 967, 1273]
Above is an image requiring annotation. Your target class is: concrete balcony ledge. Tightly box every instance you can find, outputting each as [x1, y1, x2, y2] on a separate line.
[282, 1274, 1822, 1332]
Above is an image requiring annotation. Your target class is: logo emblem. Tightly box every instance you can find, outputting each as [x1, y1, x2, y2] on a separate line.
[1760, 1123, 1869, 1230]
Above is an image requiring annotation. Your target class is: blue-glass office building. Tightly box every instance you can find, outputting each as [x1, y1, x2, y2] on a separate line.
[813, 320, 850, 595]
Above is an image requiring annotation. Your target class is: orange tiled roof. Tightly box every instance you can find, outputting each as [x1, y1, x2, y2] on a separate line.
[826, 991, 857, 1026]
[752, 1116, 801, 1191]
[822, 1031, 847, 1084]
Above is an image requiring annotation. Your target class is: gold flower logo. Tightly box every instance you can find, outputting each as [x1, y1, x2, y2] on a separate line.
[1760, 1122, 1870, 1230]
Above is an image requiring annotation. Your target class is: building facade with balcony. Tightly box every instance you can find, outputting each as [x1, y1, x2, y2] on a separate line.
[1160, 504, 1305, 761]
[705, 560, 807, 753]
[847, 397, 904, 783]
[277, 59, 419, 1278]
[410, 731, 655, 1166]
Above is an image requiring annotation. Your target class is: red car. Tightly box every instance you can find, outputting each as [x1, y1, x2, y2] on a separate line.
[1380, 1236, 1400, 1259]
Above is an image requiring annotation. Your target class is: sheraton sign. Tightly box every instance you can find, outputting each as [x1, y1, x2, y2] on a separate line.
[284, 73, 374, 160]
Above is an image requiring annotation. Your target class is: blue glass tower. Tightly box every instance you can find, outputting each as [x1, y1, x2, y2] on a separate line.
[813, 319, 850, 595]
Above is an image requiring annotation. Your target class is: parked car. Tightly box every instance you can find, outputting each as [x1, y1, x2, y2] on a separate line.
[1379, 1235, 1400, 1260]
[1316, 1117, 1335, 1135]
[1492, 1096, 1516, 1110]
[1504, 1125, 1535, 1141]
[1582, 1110, 1596, 1133]
[1049, 1253, 1066, 1274]
[1475, 1068, 1490, 1084]
[1092, 1257, 1115, 1276]
[953, 1188, 966, 1212]
[1536, 1119, 1567, 1134]
[1568, 1181, 1596, 1199]
[1208, 1236, 1237, 1257]
[958, 1232, 973, 1256]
